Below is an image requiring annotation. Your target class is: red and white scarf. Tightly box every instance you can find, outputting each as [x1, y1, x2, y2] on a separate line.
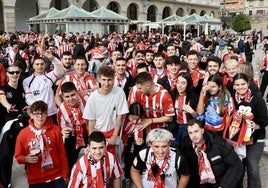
[235, 89, 252, 104]
[194, 143, 216, 184]
[87, 152, 111, 188]
[29, 124, 54, 171]
[63, 101, 86, 149]
[167, 72, 178, 90]
[147, 151, 170, 188]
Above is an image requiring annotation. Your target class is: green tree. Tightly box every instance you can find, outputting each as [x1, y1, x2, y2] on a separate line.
[232, 13, 251, 33]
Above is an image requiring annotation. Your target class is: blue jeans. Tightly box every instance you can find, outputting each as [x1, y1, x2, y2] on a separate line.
[245, 141, 265, 188]
[172, 124, 187, 146]
[29, 178, 67, 188]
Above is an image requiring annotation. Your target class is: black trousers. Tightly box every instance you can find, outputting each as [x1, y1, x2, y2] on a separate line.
[64, 136, 87, 177]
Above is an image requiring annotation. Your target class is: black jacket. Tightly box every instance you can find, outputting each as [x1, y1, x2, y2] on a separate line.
[122, 71, 135, 98]
[157, 75, 172, 94]
[180, 131, 243, 188]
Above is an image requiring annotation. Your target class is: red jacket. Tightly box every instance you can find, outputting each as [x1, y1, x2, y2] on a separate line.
[15, 118, 69, 184]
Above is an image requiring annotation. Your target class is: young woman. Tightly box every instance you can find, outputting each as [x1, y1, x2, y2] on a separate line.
[223, 58, 239, 94]
[238, 62, 259, 94]
[196, 73, 234, 136]
[171, 72, 198, 145]
[224, 73, 267, 188]
[122, 102, 145, 187]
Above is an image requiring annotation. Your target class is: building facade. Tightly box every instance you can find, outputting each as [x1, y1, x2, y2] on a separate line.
[0, 0, 220, 33]
[220, 0, 268, 32]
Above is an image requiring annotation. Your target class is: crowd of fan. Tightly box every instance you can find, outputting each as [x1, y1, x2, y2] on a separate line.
[0, 29, 267, 188]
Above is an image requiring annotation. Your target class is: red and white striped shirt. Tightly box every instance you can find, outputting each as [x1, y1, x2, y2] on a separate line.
[150, 68, 167, 83]
[68, 152, 123, 188]
[8, 48, 17, 65]
[57, 72, 98, 100]
[57, 95, 87, 136]
[128, 85, 139, 105]
[174, 94, 189, 124]
[126, 59, 137, 77]
[58, 44, 73, 58]
[134, 84, 175, 129]
[191, 68, 205, 87]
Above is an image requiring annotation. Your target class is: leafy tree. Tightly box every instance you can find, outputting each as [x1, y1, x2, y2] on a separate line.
[232, 13, 251, 33]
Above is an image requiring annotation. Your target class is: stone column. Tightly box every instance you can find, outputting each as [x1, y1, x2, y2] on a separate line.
[1, 0, 16, 32]
[3, 6, 16, 32]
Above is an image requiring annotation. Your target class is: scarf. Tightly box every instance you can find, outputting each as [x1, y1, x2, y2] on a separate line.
[87, 152, 111, 188]
[152, 68, 166, 83]
[167, 72, 178, 90]
[235, 89, 252, 104]
[191, 69, 203, 87]
[147, 150, 170, 188]
[63, 101, 86, 149]
[115, 74, 126, 88]
[29, 124, 54, 171]
[194, 143, 216, 184]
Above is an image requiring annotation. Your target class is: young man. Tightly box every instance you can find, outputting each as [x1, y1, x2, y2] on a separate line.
[133, 72, 175, 130]
[166, 44, 177, 57]
[157, 55, 181, 94]
[127, 63, 149, 105]
[150, 52, 166, 83]
[145, 50, 155, 68]
[68, 131, 123, 188]
[15, 101, 68, 187]
[57, 82, 88, 174]
[58, 51, 74, 79]
[23, 56, 63, 124]
[202, 55, 222, 86]
[131, 128, 190, 188]
[83, 65, 129, 155]
[180, 119, 243, 188]
[127, 50, 146, 77]
[113, 57, 134, 98]
[55, 56, 98, 106]
[186, 50, 205, 96]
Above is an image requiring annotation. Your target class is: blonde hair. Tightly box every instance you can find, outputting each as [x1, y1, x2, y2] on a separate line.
[225, 59, 238, 69]
[238, 62, 254, 79]
[146, 128, 173, 144]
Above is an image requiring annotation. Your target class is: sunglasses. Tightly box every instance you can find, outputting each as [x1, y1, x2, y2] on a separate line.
[8, 71, 20, 75]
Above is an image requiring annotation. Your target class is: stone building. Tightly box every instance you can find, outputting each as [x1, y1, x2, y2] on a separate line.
[220, 0, 268, 32]
[0, 0, 220, 33]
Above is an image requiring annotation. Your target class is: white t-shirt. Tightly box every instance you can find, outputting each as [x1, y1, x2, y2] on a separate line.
[83, 86, 129, 132]
[23, 71, 57, 116]
[132, 147, 190, 188]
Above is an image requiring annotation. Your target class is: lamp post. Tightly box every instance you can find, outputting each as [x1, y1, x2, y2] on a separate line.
[220, 0, 229, 30]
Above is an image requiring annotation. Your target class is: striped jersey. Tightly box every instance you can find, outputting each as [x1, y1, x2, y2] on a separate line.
[68, 152, 122, 188]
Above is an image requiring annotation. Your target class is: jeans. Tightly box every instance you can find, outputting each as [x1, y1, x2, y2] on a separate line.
[172, 124, 187, 146]
[245, 141, 265, 188]
[29, 178, 67, 188]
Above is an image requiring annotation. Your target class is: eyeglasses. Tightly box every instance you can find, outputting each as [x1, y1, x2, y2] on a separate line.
[8, 71, 20, 75]
[31, 112, 47, 117]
